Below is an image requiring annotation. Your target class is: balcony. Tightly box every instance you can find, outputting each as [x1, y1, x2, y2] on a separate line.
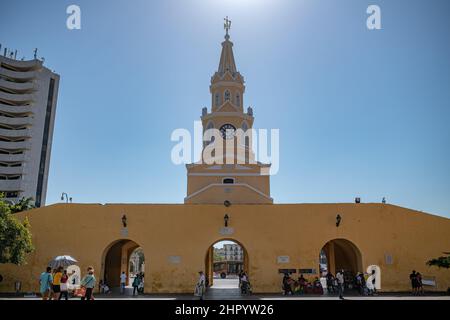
[0, 56, 42, 71]
[0, 103, 33, 115]
[0, 153, 24, 162]
[0, 140, 30, 150]
[0, 166, 23, 175]
[0, 128, 30, 138]
[0, 179, 22, 191]
[0, 79, 36, 93]
[0, 67, 37, 81]
[0, 91, 35, 104]
[0, 115, 32, 126]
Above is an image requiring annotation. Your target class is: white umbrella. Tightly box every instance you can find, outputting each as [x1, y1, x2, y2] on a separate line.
[48, 255, 78, 269]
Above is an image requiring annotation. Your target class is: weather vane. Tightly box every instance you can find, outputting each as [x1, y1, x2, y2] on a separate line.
[224, 16, 232, 38]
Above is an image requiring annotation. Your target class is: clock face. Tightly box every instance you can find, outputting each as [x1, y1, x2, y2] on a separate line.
[220, 124, 236, 140]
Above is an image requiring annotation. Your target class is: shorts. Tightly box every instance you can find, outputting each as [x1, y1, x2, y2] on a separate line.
[52, 285, 61, 293]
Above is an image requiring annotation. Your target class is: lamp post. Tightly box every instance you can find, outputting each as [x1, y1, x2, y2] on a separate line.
[61, 193, 72, 203]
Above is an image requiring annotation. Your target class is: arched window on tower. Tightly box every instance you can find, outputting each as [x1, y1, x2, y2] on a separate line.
[236, 93, 241, 107]
[205, 121, 215, 146]
[224, 90, 231, 102]
[215, 93, 220, 107]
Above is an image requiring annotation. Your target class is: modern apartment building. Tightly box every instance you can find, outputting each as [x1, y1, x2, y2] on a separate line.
[0, 50, 59, 207]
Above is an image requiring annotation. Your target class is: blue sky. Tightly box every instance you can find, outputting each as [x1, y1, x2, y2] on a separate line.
[1, 0, 449, 217]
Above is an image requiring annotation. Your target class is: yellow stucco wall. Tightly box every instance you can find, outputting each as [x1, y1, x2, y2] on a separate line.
[0, 203, 449, 294]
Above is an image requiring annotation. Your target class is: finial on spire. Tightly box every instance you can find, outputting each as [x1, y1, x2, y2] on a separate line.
[224, 16, 232, 40]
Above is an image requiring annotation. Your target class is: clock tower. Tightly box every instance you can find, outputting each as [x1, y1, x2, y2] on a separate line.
[185, 19, 273, 204]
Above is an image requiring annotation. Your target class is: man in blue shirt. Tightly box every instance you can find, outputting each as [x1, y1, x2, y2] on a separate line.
[39, 267, 53, 300]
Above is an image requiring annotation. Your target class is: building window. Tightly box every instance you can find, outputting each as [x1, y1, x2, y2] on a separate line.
[215, 93, 220, 107]
[223, 178, 235, 184]
[236, 93, 241, 107]
[224, 90, 231, 102]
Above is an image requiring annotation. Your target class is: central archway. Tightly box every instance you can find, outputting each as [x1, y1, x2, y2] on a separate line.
[101, 239, 145, 294]
[205, 239, 249, 290]
[319, 238, 363, 291]
[320, 239, 362, 275]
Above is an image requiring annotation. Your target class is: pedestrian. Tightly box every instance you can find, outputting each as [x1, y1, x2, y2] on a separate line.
[194, 271, 206, 300]
[416, 272, 424, 296]
[409, 270, 418, 295]
[80, 267, 96, 300]
[132, 274, 140, 296]
[120, 271, 127, 294]
[52, 266, 63, 300]
[282, 273, 293, 295]
[39, 267, 53, 300]
[370, 269, 377, 295]
[336, 270, 345, 300]
[138, 273, 145, 294]
[59, 269, 75, 300]
[355, 273, 363, 295]
[240, 272, 250, 294]
[326, 272, 334, 294]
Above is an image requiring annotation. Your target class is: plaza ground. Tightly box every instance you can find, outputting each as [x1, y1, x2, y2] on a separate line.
[1, 279, 449, 300]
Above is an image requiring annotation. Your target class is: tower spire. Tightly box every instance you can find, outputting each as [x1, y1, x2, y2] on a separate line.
[218, 17, 237, 74]
[224, 16, 231, 40]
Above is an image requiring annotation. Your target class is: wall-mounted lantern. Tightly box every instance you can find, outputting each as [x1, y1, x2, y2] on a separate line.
[224, 214, 229, 227]
[121, 214, 127, 228]
[336, 214, 342, 227]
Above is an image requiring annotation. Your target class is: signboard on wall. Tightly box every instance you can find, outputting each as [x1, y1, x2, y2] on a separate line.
[299, 269, 317, 275]
[168, 256, 181, 264]
[277, 256, 290, 264]
[278, 269, 296, 274]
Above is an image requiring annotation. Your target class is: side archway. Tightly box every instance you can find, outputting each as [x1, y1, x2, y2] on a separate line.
[100, 239, 145, 291]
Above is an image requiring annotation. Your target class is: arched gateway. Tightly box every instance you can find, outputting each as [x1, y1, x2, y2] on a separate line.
[320, 239, 363, 277]
[205, 239, 249, 289]
[101, 239, 145, 291]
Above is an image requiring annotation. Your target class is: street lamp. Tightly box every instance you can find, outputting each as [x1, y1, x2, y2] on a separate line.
[122, 214, 127, 228]
[61, 193, 72, 203]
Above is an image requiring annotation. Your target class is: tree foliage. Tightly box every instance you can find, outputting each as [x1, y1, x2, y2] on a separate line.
[0, 196, 34, 265]
[427, 253, 450, 269]
[9, 197, 36, 214]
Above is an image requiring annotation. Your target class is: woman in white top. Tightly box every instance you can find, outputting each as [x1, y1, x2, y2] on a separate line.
[195, 271, 206, 300]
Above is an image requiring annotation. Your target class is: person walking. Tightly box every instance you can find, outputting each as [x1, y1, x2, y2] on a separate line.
[59, 269, 75, 300]
[370, 269, 377, 295]
[326, 272, 334, 294]
[52, 267, 63, 300]
[132, 274, 140, 296]
[409, 270, 418, 295]
[194, 271, 206, 300]
[80, 267, 96, 300]
[120, 271, 127, 294]
[336, 270, 345, 300]
[416, 272, 424, 296]
[39, 267, 53, 300]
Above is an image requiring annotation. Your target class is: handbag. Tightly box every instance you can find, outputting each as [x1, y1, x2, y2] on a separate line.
[60, 282, 68, 292]
[74, 287, 86, 297]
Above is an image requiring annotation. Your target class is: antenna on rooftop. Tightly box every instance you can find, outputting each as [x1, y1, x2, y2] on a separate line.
[34, 48, 38, 59]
